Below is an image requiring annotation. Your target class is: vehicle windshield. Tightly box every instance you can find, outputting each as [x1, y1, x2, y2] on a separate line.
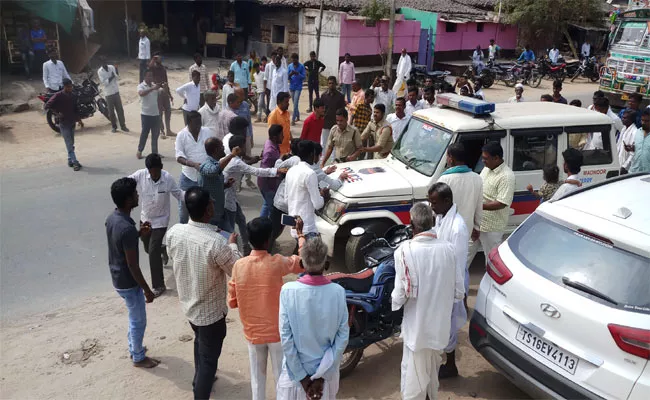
[508, 213, 650, 313]
[392, 117, 453, 176]
[613, 21, 648, 47]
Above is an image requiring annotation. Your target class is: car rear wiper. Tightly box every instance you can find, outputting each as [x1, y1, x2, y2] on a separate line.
[561, 276, 619, 305]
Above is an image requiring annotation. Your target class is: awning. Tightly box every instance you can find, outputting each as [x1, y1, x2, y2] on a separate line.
[568, 23, 609, 32]
[16, 0, 79, 33]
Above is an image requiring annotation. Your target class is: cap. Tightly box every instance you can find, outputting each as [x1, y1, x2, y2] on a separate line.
[515, 83, 524, 89]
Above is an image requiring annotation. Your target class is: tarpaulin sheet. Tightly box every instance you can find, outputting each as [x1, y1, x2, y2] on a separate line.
[16, 0, 78, 33]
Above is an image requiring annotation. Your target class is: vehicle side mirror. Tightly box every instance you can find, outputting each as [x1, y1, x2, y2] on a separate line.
[350, 227, 366, 236]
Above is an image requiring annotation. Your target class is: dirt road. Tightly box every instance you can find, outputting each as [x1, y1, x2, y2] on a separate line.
[0, 57, 599, 399]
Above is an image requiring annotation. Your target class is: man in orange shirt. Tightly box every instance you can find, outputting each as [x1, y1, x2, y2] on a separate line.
[267, 92, 292, 154]
[228, 216, 305, 400]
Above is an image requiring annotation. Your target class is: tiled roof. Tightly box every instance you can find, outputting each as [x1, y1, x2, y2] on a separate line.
[258, 0, 491, 17]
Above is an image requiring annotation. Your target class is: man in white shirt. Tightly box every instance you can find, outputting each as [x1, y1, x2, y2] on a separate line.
[198, 90, 220, 134]
[285, 140, 327, 236]
[176, 70, 202, 126]
[587, 97, 615, 150]
[221, 70, 237, 108]
[189, 53, 210, 106]
[165, 187, 241, 399]
[223, 133, 284, 253]
[405, 87, 423, 116]
[428, 183, 469, 380]
[138, 29, 151, 82]
[392, 203, 457, 400]
[392, 48, 412, 98]
[42, 51, 71, 92]
[618, 109, 638, 174]
[175, 111, 213, 223]
[129, 153, 183, 296]
[386, 97, 411, 142]
[507, 84, 525, 103]
[374, 76, 397, 114]
[472, 45, 484, 74]
[550, 148, 584, 201]
[420, 87, 436, 109]
[549, 45, 560, 64]
[98, 57, 129, 133]
[588, 91, 624, 133]
[269, 55, 289, 111]
[488, 39, 500, 61]
[137, 70, 161, 160]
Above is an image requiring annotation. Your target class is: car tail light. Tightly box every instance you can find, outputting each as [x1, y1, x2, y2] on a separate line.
[470, 321, 487, 337]
[608, 324, 650, 360]
[486, 247, 512, 285]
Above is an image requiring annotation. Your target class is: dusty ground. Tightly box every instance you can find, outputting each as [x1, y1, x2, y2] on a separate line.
[0, 57, 599, 399]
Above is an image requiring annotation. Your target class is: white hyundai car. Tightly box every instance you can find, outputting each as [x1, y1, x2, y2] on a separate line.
[470, 173, 650, 399]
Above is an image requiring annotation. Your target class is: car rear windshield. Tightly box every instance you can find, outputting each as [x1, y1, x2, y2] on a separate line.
[508, 213, 650, 314]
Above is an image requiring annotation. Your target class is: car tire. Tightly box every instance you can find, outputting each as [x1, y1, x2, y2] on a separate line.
[344, 220, 395, 272]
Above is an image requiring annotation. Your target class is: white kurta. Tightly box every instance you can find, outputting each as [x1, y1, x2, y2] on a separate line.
[392, 54, 412, 97]
[437, 171, 483, 235]
[269, 65, 289, 111]
[434, 204, 469, 353]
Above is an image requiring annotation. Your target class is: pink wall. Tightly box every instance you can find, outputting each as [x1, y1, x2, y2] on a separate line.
[339, 17, 421, 57]
[434, 21, 518, 52]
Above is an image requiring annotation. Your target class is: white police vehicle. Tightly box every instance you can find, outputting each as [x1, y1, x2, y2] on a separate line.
[316, 94, 621, 272]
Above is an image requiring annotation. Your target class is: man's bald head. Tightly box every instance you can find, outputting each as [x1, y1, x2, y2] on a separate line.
[204, 136, 225, 159]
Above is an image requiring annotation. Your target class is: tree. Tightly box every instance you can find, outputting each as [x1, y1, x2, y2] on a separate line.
[499, 0, 604, 58]
[361, 0, 392, 73]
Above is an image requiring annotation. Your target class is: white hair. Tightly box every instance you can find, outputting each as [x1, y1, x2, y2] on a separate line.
[410, 202, 433, 232]
[301, 237, 329, 273]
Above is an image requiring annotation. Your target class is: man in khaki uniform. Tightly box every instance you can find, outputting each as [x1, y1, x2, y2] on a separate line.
[321, 107, 362, 166]
[361, 103, 393, 159]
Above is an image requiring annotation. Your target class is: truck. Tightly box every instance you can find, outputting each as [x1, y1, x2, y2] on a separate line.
[599, 7, 650, 109]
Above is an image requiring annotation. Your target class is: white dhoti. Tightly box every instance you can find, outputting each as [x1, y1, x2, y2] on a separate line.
[276, 365, 340, 400]
[400, 344, 443, 400]
[444, 300, 468, 353]
[248, 341, 284, 400]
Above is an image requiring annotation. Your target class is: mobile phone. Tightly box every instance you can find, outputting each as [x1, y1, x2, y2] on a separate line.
[281, 214, 296, 227]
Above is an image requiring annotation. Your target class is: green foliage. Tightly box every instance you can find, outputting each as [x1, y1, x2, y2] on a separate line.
[499, 0, 604, 49]
[138, 23, 169, 46]
[361, 0, 391, 24]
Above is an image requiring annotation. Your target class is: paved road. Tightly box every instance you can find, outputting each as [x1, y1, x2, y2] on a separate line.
[0, 89, 598, 320]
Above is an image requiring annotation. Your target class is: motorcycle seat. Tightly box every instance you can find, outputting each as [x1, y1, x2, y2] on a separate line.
[328, 269, 375, 293]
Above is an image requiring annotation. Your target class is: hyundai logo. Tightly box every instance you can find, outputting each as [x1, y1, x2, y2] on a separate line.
[540, 303, 561, 319]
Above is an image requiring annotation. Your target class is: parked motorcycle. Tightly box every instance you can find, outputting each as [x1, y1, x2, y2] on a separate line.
[464, 58, 496, 89]
[484, 60, 516, 87]
[504, 62, 540, 88]
[570, 56, 601, 83]
[534, 56, 567, 85]
[410, 64, 453, 93]
[38, 73, 109, 133]
[327, 224, 411, 378]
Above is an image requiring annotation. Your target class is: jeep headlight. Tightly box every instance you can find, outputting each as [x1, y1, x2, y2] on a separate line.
[322, 198, 346, 222]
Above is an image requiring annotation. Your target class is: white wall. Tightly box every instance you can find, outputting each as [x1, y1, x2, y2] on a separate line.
[298, 9, 341, 79]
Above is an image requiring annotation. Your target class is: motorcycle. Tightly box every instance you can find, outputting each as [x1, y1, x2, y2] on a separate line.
[504, 62, 540, 88]
[570, 56, 601, 83]
[327, 224, 411, 378]
[464, 57, 496, 89]
[410, 64, 453, 93]
[38, 73, 109, 133]
[534, 56, 567, 85]
[484, 60, 516, 87]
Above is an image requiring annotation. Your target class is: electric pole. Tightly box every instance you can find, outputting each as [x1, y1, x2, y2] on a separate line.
[316, 0, 325, 59]
[385, 0, 396, 79]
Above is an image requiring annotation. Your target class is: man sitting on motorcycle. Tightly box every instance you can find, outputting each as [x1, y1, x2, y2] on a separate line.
[391, 203, 459, 400]
[517, 45, 536, 84]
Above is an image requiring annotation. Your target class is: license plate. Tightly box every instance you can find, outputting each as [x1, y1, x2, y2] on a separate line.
[623, 84, 637, 92]
[516, 326, 579, 375]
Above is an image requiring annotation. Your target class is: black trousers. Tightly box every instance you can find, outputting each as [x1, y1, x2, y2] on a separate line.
[140, 227, 167, 289]
[190, 317, 227, 400]
[139, 59, 149, 83]
[307, 79, 320, 110]
[269, 205, 285, 254]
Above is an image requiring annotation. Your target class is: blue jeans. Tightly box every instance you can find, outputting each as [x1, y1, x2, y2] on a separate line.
[341, 83, 352, 103]
[290, 89, 302, 122]
[116, 286, 147, 363]
[259, 189, 276, 218]
[179, 173, 198, 224]
[60, 124, 78, 164]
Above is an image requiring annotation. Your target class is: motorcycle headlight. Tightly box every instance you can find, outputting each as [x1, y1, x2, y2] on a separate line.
[322, 199, 346, 222]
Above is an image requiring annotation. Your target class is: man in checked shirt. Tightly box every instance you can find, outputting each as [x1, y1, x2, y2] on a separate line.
[351, 89, 375, 160]
[165, 187, 241, 399]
